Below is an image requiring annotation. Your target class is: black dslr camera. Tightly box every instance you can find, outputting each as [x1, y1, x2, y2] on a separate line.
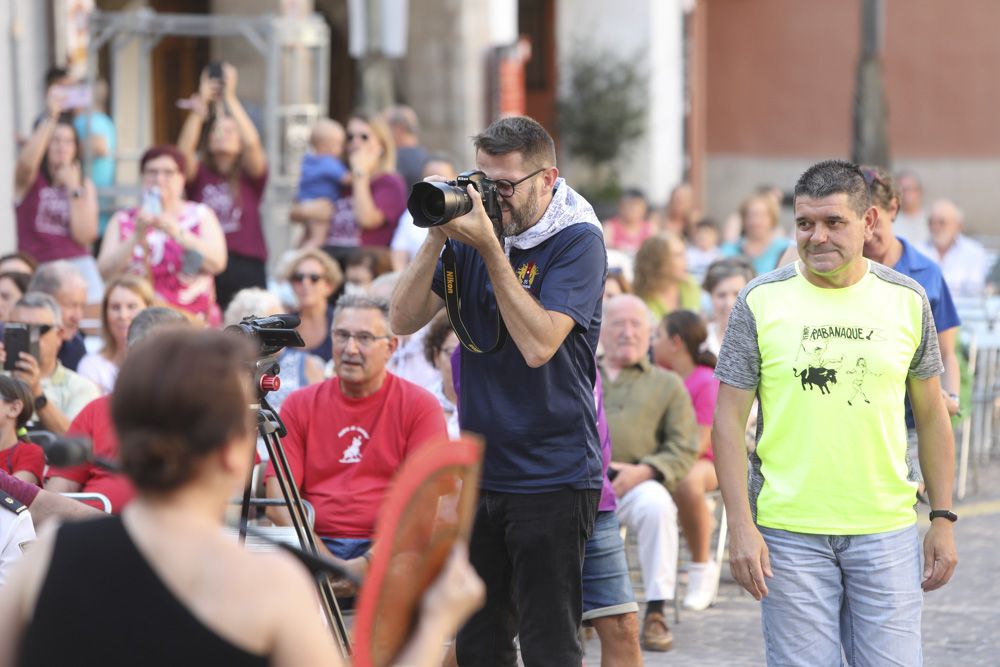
[226, 314, 305, 399]
[407, 170, 503, 228]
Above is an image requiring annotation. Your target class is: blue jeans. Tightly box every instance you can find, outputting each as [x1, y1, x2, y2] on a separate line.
[582, 511, 638, 620]
[320, 537, 371, 561]
[456, 488, 600, 667]
[759, 525, 923, 667]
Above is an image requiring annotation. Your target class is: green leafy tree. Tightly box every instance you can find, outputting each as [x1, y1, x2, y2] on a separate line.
[557, 45, 647, 202]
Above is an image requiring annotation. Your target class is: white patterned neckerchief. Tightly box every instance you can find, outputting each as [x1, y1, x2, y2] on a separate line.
[502, 178, 604, 256]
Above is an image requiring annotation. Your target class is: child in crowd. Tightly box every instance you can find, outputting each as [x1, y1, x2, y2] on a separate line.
[296, 118, 350, 247]
[685, 218, 722, 284]
[0, 377, 45, 487]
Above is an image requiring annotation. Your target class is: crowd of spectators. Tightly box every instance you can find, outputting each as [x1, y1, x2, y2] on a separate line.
[0, 60, 995, 664]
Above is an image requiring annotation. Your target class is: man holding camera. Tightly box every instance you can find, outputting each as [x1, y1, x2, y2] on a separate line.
[391, 116, 607, 666]
[1, 293, 99, 435]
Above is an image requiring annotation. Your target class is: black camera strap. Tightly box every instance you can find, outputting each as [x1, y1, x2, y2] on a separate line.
[442, 239, 508, 354]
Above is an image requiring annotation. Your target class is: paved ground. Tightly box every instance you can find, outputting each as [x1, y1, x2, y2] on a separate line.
[582, 460, 1000, 666]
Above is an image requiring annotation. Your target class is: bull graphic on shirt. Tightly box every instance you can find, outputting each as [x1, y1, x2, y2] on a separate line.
[795, 366, 838, 394]
[340, 435, 364, 464]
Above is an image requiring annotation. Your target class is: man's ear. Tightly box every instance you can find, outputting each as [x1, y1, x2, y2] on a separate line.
[543, 166, 560, 194]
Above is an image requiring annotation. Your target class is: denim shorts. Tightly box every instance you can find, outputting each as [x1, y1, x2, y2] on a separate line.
[320, 536, 372, 560]
[582, 510, 638, 620]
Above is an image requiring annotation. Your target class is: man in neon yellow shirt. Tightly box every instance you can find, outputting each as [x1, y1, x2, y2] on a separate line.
[714, 160, 957, 666]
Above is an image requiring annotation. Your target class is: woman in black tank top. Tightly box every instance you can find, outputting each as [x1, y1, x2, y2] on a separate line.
[0, 328, 483, 667]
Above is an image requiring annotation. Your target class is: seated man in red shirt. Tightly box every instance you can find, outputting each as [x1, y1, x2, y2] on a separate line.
[265, 294, 447, 567]
[44, 307, 189, 512]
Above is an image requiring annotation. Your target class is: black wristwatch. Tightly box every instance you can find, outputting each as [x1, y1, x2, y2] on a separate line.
[929, 509, 958, 523]
[34, 393, 48, 411]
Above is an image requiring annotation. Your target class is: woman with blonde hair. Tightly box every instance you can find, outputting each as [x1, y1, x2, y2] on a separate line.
[77, 275, 155, 393]
[633, 232, 702, 321]
[282, 247, 344, 362]
[719, 192, 789, 275]
[291, 111, 407, 264]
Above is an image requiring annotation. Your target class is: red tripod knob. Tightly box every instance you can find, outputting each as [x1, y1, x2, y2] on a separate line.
[259, 375, 281, 393]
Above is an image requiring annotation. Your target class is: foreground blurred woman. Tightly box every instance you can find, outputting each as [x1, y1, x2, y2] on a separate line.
[0, 330, 482, 666]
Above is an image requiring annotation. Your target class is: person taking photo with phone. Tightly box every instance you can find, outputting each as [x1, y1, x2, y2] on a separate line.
[98, 146, 227, 325]
[0, 293, 99, 435]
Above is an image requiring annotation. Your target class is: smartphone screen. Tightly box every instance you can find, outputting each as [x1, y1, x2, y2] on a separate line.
[141, 187, 162, 217]
[3, 324, 31, 371]
[54, 84, 93, 111]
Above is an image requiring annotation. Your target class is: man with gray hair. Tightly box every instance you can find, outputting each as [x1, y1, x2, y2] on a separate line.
[45, 307, 189, 513]
[28, 260, 90, 371]
[920, 198, 989, 297]
[265, 293, 446, 576]
[2, 293, 99, 434]
[382, 104, 428, 188]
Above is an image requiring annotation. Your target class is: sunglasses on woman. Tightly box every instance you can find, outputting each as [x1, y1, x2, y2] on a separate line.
[291, 272, 324, 284]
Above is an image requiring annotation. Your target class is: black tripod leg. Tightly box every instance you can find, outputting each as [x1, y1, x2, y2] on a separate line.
[261, 420, 352, 656]
[237, 442, 255, 545]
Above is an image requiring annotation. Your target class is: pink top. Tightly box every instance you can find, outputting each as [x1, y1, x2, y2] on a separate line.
[603, 217, 656, 254]
[187, 163, 268, 261]
[683, 364, 720, 461]
[117, 202, 220, 325]
[325, 173, 407, 248]
[15, 174, 89, 262]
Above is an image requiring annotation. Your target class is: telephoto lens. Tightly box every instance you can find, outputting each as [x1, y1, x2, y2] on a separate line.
[407, 181, 474, 228]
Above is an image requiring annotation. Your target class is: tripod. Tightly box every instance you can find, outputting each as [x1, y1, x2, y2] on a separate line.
[237, 361, 351, 657]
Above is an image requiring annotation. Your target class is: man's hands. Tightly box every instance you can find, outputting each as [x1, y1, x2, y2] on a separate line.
[0, 343, 42, 396]
[609, 462, 655, 498]
[728, 520, 773, 601]
[922, 520, 958, 591]
[433, 184, 501, 254]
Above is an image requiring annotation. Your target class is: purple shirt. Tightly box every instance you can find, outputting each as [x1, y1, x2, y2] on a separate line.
[325, 173, 407, 248]
[187, 163, 268, 261]
[1, 469, 39, 507]
[15, 174, 89, 262]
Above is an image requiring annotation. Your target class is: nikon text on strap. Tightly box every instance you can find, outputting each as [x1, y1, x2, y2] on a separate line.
[441, 239, 507, 354]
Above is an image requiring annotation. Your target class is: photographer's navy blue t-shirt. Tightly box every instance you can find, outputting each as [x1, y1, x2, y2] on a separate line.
[432, 223, 607, 493]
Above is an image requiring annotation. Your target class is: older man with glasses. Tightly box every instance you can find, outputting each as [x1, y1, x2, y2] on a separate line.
[265, 293, 446, 581]
[0, 292, 99, 435]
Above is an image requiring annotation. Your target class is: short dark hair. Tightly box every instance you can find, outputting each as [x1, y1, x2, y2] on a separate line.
[473, 116, 556, 170]
[126, 306, 189, 348]
[113, 330, 255, 493]
[140, 145, 187, 177]
[45, 66, 69, 88]
[793, 159, 870, 218]
[702, 257, 755, 294]
[0, 376, 35, 430]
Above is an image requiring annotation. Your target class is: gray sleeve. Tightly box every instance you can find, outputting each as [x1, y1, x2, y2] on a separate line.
[714, 291, 761, 390]
[909, 290, 945, 379]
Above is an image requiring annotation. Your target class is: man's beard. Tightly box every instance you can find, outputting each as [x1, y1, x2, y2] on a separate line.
[501, 182, 540, 237]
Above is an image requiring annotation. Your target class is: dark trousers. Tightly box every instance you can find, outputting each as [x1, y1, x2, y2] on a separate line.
[456, 488, 600, 667]
[214, 253, 267, 311]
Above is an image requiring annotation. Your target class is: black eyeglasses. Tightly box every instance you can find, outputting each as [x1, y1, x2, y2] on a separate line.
[332, 329, 391, 348]
[493, 167, 548, 198]
[291, 272, 324, 284]
[10, 323, 54, 335]
[347, 132, 370, 142]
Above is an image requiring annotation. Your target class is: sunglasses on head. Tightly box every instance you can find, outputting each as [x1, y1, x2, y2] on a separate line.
[860, 167, 888, 191]
[291, 272, 324, 284]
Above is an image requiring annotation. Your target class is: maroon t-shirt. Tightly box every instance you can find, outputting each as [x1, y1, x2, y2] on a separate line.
[186, 163, 268, 261]
[15, 174, 90, 262]
[0, 469, 39, 506]
[325, 172, 407, 248]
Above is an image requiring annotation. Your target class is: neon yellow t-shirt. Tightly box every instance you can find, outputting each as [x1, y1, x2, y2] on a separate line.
[715, 262, 943, 535]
